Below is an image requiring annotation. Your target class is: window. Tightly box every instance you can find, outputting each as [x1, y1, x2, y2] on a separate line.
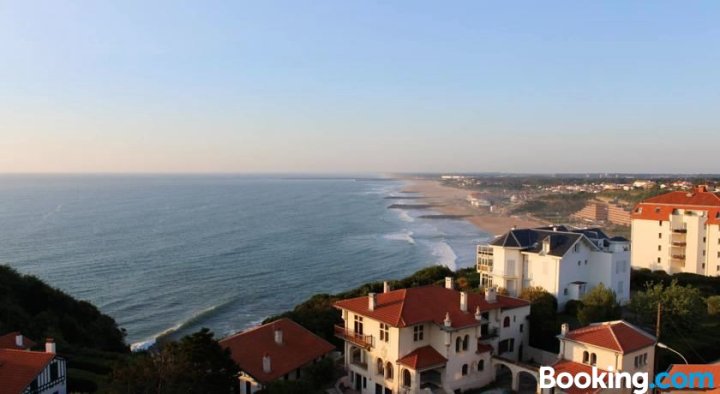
[659, 233, 662, 239]
[385, 362, 393, 380]
[702, 263, 706, 269]
[379, 323, 389, 342]
[584, 259, 588, 265]
[462, 364, 469, 376]
[413, 325, 424, 341]
[618, 281, 625, 295]
[578, 260, 581, 266]
[498, 338, 515, 354]
[462, 335, 469, 351]
[658, 245, 662, 251]
[520, 324, 524, 333]
[363, 376, 367, 389]
[657, 257, 661, 263]
[402, 369, 412, 387]
[703, 250, 706, 257]
[354, 315, 364, 335]
[582, 351, 589, 364]
[455, 337, 462, 353]
[659, 220, 663, 226]
[590, 353, 597, 366]
[563, 288, 568, 295]
[704, 237, 707, 243]
[478, 360, 485, 371]
[50, 362, 59, 380]
[376, 359, 384, 376]
[574, 244, 580, 252]
[503, 316, 510, 327]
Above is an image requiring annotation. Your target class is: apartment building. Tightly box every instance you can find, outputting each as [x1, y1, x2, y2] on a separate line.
[552, 321, 656, 394]
[477, 226, 630, 310]
[219, 318, 335, 394]
[333, 280, 530, 394]
[631, 185, 720, 275]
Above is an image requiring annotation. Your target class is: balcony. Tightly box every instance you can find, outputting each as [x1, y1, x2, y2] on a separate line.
[477, 263, 493, 272]
[334, 325, 372, 349]
[671, 254, 686, 260]
[477, 245, 493, 255]
[671, 241, 687, 247]
[672, 228, 688, 234]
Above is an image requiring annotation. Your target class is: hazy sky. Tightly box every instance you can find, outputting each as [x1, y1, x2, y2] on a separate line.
[1, 1, 719, 174]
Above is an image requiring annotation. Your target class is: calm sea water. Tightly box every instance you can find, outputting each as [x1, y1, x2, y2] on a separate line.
[0, 175, 489, 349]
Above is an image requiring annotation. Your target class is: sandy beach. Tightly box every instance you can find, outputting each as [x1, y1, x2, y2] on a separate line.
[402, 179, 546, 237]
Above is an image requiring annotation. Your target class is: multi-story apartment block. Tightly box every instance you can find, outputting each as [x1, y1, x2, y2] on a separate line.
[333, 279, 530, 394]
[631, 185, 720, 275]
[477, 226, 630, 310]
[552, 321, 656, 394]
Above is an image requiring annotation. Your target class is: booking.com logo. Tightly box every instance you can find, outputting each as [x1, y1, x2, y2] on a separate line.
[539, 365, 715, 394]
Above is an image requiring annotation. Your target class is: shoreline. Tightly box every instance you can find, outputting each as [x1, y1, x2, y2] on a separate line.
[401, 179, 546, 237]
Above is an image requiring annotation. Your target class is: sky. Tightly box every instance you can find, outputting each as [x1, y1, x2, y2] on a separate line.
[1, 1, 719, 174]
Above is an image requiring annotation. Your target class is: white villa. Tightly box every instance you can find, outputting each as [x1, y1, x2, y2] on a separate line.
[0, 333, 67, 394]
[552, 321, 656, 394]
[333, 279, 532, 394]
[630, 185, 720, 275]
[477, 226, 631, 310]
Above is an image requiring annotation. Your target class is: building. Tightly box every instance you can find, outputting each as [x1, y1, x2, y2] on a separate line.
[477, 226, 630, 310]
[630, 185, 720, 275]
[333, 280, 531, 393]
[573, 202, 631, 227]
[552, 321, 656, 394]
[467, 193, 491, 208]
[0, 333, 67, 394]
[219, 318, 335, 394]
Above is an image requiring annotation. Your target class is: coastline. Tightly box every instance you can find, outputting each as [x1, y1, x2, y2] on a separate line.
[401, 179, 546, 237]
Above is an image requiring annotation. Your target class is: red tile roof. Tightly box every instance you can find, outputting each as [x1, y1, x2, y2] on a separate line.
[333, 285, 529, 328]
[476, 343, 493, 354]
[0, 348, 55, 394]
[0, 332, 37, 350]
[564, 321, 655, 353]
[662, 364, 720, 393]
[397, 346, 447, 370]
[551, 360, 605, 394]
[219, 318, 334, 384]
[632, 187, 720, 223]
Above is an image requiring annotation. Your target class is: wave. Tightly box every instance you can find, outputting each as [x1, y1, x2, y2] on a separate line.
[395, 209, 414, 223]
[129, 300, 233, 352]
[383, 230, 416, 245]
[430, 240, 458, 270]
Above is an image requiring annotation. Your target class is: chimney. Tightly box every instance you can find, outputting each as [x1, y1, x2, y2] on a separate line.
[15, 334, 23, 348]
[511, 225, 517, 230]
[560, 323, 569, 337]
[485, 287, 497, 303]
[274, 328, 283, 345]
[383, 281, 391, 293]
[262, 353, 271, 373]
[445, 277, 453, 290]
[45, 338, 56, 354]
[460, 292, 468, 312]
[368, 292, 376, 311]
[474, 306, 482, 321]
[444, 312, 452, 328]
[552, 226, 558, 232]
[543, 237, 551, 253]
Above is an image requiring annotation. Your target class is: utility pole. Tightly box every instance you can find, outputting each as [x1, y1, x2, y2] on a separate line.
[656, 302, 662, 340]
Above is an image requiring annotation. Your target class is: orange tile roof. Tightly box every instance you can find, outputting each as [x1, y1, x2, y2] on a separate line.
[564, 321, 655, 353]
[0, 332, 37, 350]
[551, 360, 605, 394]
[662, 364, 720, 393]
[0, 348, 55, 394]
[632, 187, 720, 223]
[333, 285, 529, 328]
[219, 318, 334, 384]
[396, 346, 447, 370]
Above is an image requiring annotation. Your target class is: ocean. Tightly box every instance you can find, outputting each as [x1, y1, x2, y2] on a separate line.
[0, 175, 489, 349]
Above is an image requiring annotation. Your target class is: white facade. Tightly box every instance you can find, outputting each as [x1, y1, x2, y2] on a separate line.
[23, 357, 67, 394]
[335, 284, 531, 394]
[478, 226, 630, 310]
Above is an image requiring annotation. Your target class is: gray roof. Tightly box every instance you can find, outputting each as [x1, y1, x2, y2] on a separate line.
[490, 225, 622, 257]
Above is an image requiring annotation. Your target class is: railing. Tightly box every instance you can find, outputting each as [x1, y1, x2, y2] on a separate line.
[671, 241, 687, 247]
[477, 263, 493, 272]
[334, 325, 372, 349]
[672, 228, 688, 234]
[671, 254, 686, 260]
[477, 245, 493, 255]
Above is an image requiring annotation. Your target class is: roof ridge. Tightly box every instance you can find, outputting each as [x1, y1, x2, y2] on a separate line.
[396, 289, 408, 326]
[607, 323, 623, 352]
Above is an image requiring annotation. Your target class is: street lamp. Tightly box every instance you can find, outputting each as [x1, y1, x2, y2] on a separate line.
[657, 342, 689, 364]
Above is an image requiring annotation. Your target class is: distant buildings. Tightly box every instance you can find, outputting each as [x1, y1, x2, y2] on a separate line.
[333, 281, 531, 393]
[573, 201, 631, 226]
[0, 332, 67, 394]
[477, 226, 631, 310]
[631, 185, 720, 275]
[219, 318, 335, 394]
[552, 321, 656, 394]
[467, 193, 491, 208]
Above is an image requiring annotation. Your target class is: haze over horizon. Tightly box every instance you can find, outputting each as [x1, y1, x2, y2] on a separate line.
[2, 1, 719, 174]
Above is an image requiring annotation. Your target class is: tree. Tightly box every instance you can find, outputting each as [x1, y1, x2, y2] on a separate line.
[577, 284, 621, 326]
[110, 328, 238, 393]
[519, 286, 551, 303]
[629, 280, 707, 337]
[707, 295, 720, 316]
[519, 287, 560, 351]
